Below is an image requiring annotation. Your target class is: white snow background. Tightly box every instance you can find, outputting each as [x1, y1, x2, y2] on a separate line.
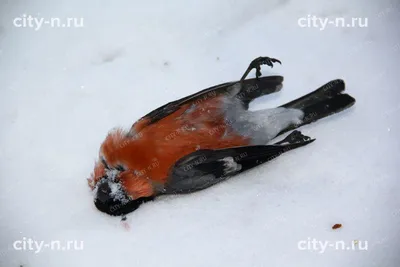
[0, 0, 399, 266]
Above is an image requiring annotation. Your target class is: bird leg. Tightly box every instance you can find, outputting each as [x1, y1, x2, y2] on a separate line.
[240, 56, 282, 82]
[274, 130, 313, 145]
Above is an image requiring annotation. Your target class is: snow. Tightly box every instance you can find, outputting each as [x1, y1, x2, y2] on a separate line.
[218, 157, 242, 174]
[1, 0, 399, 266]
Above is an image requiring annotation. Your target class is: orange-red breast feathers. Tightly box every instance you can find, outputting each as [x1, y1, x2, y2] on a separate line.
[90, 95, 250, 198]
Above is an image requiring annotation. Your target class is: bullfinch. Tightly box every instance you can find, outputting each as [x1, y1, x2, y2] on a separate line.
[88, 56, 355, 216]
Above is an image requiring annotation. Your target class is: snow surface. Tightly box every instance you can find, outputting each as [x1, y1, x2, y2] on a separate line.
[1, 0, 400, 266]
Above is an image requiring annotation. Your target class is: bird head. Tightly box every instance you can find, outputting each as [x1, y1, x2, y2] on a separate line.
[88, 129, 154, 216]
[92, 170, 154, 216]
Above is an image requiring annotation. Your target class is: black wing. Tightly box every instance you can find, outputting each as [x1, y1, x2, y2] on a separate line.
[164, 137, 314, 194]
[139, 76, 283, 125]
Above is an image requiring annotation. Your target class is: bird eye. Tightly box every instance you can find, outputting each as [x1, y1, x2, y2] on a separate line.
[116, 165, 125, 171]
[101, 157, 110, 169]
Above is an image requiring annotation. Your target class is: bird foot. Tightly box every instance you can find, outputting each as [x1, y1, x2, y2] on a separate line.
[241, 56, 281, 81]
[275, 130, 312, 145]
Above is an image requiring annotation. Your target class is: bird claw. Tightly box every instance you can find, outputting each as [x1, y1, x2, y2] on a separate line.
[276, 130, 312, 145]
[249, 56, 282, 79]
